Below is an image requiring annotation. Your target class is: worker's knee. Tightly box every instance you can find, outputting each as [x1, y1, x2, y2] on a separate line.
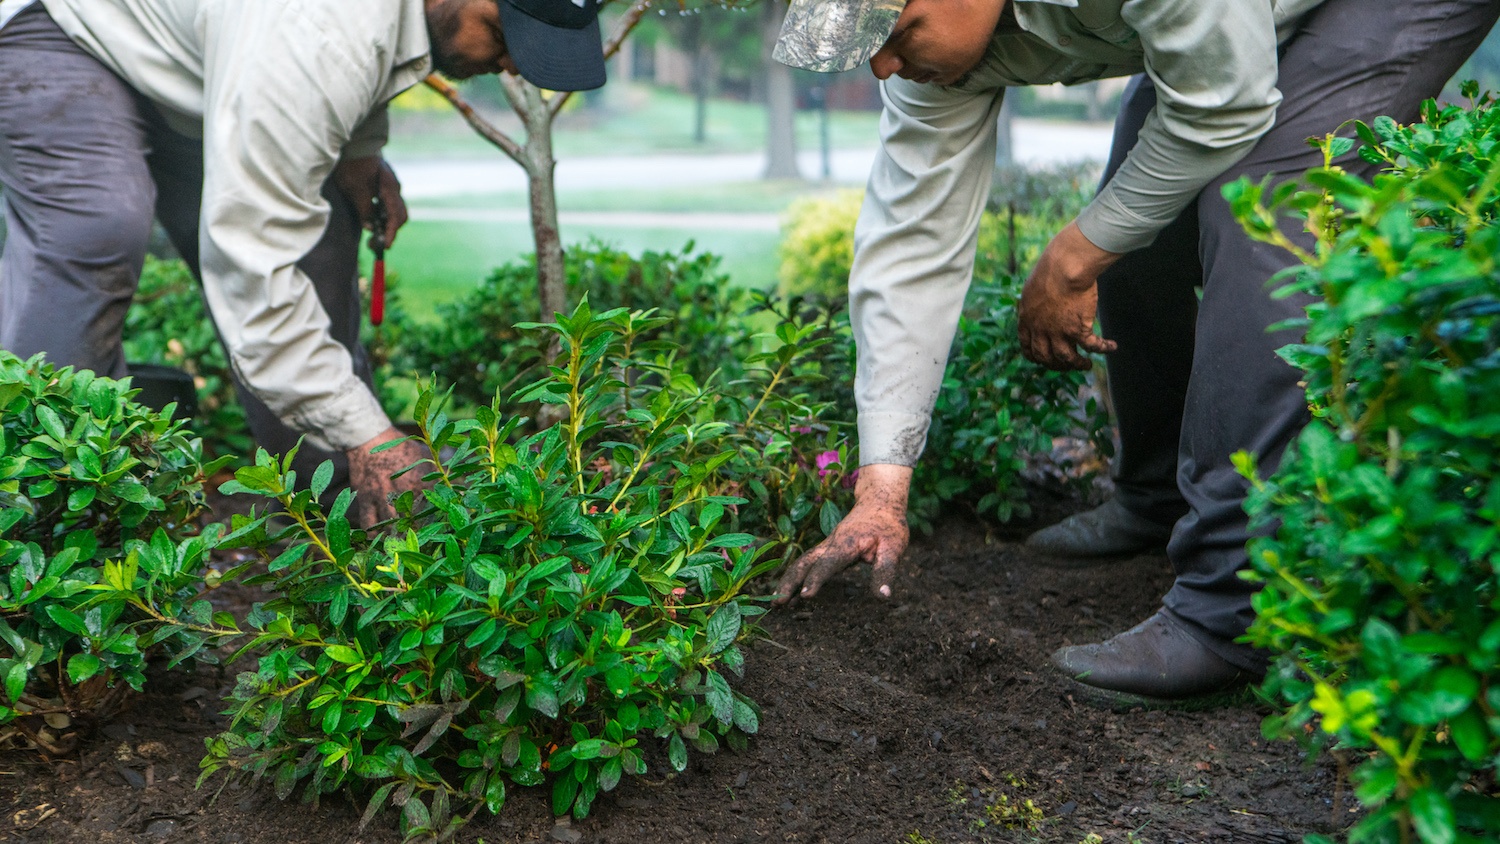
[28, 194, 155, 296]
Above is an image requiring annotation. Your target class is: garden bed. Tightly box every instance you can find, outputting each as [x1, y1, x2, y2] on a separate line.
[1, 497, 1348, 844]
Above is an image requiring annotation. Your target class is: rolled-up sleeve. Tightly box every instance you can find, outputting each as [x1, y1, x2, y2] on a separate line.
[850, 77, 1004, 466]
[195, 0, 392, 452]
[1075, 0, 1281, 254]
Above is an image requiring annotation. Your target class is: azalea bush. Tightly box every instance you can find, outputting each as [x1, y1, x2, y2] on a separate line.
[911, 276, 1112, 530]
[200, 300, 859, 839]
[0, 351, 234, 751]
[385, 241, 757, 416]
[1228, 85, 1500, 844]
[774, 190, 1111, 530]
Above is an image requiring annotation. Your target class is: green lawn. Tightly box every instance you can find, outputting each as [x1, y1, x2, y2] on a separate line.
[414, 179, 836, 214]
[385, 83, 882, 160]
[372, 218, 782, 322]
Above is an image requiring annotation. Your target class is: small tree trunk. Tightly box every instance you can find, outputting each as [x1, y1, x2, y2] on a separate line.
[761, 0, 801, 180]
[994, 93, 1015, 167]
[501, 77, 567, 325]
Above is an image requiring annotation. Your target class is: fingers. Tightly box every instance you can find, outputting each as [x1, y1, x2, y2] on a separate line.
[799, 542, 859, 600]
[869, 535, 904, 600]
[773, 545, 828, 605]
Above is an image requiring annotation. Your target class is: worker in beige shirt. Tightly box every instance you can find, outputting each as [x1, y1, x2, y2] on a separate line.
[0, 0, 605, 521]
[773, 0, 1499, 706]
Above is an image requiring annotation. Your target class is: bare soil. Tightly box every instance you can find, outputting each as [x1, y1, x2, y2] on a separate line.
[1, 499, 1352, 844]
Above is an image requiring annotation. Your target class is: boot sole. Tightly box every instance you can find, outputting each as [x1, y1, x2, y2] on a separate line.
[1060, 677, 1257, 712]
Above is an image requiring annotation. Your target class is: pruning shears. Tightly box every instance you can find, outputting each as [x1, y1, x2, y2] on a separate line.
[369, 171, 389, 326]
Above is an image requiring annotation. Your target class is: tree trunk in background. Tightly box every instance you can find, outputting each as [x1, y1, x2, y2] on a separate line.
[761, 0, 801, 180]
[995, 94, 1015, 166]
[500, 77, 567, 327]
[684, 15, 710, 144]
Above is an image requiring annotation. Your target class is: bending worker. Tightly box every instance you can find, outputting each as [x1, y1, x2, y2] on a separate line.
[772, 0, 1498, 705]
[0, 0, 605, 520]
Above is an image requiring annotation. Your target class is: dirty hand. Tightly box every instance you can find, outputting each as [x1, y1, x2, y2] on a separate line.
[1017, 221, 1122, 371]
[346, 426, 428, 526]
[332, 155, 409, 248]
[774, 464, 912, 604]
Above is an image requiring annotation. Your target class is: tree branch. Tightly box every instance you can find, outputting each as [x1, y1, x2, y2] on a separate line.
[423, 74, 525, 165]
[550, 0, 657, 117]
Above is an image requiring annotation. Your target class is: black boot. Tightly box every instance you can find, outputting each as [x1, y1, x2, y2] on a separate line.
[1050, 611, 1258, 710]
[1026, 498, 1174, 558]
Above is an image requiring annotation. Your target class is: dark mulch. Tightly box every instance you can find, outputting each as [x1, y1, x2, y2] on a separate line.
[1, 500, 1352, 844]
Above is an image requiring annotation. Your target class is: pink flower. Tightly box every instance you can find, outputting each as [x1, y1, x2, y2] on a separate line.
[816, 450, 841, 479]
[792, 426, 814, 434]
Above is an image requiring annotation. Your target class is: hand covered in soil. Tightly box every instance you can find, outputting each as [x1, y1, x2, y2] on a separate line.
[332, 155, 408, 248]
[346, 426, 428, 526]
[774, 464, 912, 604]
[1018, 221, 1121, 371]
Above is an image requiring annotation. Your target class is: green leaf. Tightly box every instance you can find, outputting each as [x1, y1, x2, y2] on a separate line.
[552, 773, 579, 816]
[705, 603, 741, 654]
[598, 758, 622, 792]
[484, 772, 506, 815]
[326, 645, 362, 665]
[44, 605, 89, 636]
[3, 662, 24, 704]
[66, 653, 102, 684]
[732, 697, 759, 734]
[527, 684, 560, 719]
[1409, 788, 1455, 844]
[310, 461, 334, 501]
[67, 486, 96, 512]
[667, 733, 687, 772]
[359, 782, 396, 832]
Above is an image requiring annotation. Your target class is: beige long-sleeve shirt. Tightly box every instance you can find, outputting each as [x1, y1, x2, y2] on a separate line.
[36, 0, 432, 451]
[852, 0, 1324, 466]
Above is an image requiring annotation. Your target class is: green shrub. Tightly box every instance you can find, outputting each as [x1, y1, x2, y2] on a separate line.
[773, 189, 1110, 527]
[776, 189, 863, 300]
[776, 189, 1060, 303]
[911, 277, 1112, 530]
[0, 351, 235, 749]
[124, 257, 252, 463]
[386, 241, 757, 416]
[1227, 87, 1500, 844]
[199, 300, 857, 838]
[988, 160, 1099, 222]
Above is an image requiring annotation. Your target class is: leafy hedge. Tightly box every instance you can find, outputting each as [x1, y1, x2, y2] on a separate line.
[0, 351, 234, 751]
[201, 302, 796, 838]
[1228, 86, 1500, 844]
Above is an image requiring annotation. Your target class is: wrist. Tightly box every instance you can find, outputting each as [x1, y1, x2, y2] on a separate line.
[854, 463, 913, 509]
[1042, 221, 1120, 290]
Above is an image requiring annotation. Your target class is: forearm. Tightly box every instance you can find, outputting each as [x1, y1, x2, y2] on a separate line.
[852, 77, 1005, 467]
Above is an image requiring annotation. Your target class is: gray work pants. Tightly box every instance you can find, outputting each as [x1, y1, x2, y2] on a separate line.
[0, 4, 371, 485]
[1094, 0, 1500, 669]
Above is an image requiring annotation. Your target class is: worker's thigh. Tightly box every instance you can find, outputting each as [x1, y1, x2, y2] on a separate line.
[0, 4, 156, 377]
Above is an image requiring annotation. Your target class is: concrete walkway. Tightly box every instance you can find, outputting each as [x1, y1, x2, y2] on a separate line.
[393, 118, 1113, 201]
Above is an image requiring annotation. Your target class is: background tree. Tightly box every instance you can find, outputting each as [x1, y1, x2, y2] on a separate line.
[426, 0, 757, 359]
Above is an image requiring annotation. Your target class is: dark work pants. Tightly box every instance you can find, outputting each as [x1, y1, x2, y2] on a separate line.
[1094, 0, 1500, 669]
[0, 4, 371, 485]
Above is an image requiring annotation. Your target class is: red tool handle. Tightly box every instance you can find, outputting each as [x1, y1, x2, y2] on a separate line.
[369, 168, 390, 327]
[371, 257, 386, 326]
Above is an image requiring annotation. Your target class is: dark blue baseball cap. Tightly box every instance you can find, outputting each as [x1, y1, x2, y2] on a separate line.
[497, 0, 606, 91]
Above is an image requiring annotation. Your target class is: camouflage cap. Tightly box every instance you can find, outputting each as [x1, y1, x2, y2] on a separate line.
[773, 0, 907, 73]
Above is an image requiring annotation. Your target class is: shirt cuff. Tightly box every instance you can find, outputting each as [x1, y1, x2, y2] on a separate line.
[287, 375, 393, 452]
[1074, 185, 1161, 256]
[856, 411, 933, 468]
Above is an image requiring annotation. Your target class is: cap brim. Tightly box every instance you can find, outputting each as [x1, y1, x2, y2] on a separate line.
[497, 3, 606, 92]
[773, 0, 905, 73]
